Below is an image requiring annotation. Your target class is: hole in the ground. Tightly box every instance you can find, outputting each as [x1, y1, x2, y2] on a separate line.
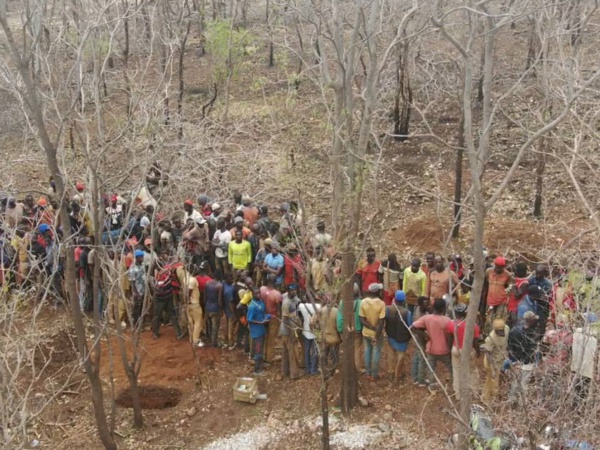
[116, 385, 182, 410]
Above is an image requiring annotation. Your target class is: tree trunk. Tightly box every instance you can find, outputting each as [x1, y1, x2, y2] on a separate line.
[0, 14, 117, 449]
[533, 138, 546, 218]
[340, 251, 357, 413]
[451, 112, 465, 239]
[393, 40, 411, 141]
[178, 21, 191, 140]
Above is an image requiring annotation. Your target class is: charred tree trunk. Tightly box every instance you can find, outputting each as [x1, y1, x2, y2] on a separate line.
[451, 112, 465, 239]
[393, 40, 411, 141]
[178, 21, 191, 140]
[533, 133, 549, 219]
[340, 251, 357, 413]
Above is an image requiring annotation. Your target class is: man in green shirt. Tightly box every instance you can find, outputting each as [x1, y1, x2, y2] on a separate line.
[336, 283, 363, 372]
[228, 230, 252, 271]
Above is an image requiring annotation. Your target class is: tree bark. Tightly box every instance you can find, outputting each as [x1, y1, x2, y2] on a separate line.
[340, 251, 357, 413]
[451, 112, 465, 239]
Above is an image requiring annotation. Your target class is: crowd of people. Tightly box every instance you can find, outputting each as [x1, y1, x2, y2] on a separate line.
[0, 176, 598, 408]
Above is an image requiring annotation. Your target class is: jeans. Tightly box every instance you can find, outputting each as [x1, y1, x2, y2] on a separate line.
[304, 336, 318, 374]
[363, 335, 383, 377]
[152, 297, 181, 338]
[253, 335, 265, 373]
[411, 350, 426, 384]
[237, 323, 250, 353]
[208, 312, 221, 346]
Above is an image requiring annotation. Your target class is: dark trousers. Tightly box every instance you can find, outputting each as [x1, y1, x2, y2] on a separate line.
[253, 335, 265, 373]
[237, 323, 250, 353]
[304, 337, 318, 374]
[207, 312, 221, 346]
[152, 297, 181, 337]
[133, 295, 144, 327]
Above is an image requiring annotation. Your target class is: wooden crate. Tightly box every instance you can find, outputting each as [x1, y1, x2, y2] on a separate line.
[232, 377, 259, 404]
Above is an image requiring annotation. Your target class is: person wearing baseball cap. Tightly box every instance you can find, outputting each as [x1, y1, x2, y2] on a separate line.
[485, 255, 512, 333]
[106, 194, 123, 231]
[358, 283, 386, 380]
[385, 291, 413, 381]
[183, 199, 203, 224]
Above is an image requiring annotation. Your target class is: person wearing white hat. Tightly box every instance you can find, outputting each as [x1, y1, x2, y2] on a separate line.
[359, 283, 386, 380]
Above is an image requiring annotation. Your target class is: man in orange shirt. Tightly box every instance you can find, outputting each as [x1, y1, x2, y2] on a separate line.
[485, 256, 512, 332]
[426, 255, 459, 301]
[356, 248, 382, 297]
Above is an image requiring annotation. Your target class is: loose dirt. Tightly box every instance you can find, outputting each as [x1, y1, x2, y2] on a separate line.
[116, 385, 183, 410]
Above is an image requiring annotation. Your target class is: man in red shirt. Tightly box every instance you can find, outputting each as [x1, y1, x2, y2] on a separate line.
[446, 304, 480, 400]
[356, 248, 381, 297]
[283, 244, 306, 291]
[485, 256, 512, 332]
[261, 274, 283, 363]
[195, 261, 214, 313]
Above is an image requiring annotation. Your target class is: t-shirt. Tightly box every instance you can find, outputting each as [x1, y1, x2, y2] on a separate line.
[427, 268, 459, 300]
[184, 209, 203, 224]
[280, 293, 301, 336]
[284, 254, 305, 288]
[412, 314, 452, 355]
[298, 303, 320, 339]
[445, 319, 480, 349]
[508, 277, 529, 313]
[571, 328, 598, 379]
[486, 268, 512, 307]
[205, 281, 222, 313]
[357, 260, 381, 293]
[128, 263, 146, 296]
[358, 297, 386, 338]
[228, 239, 252, 270]
[187, 275, 200, 305]
[403, 268, 427, 304]
[196, 274, 213, 296]
[265, 253, 285, 285]
[247, 299, 267, 339]
[260, 286, 282, 315]
[213, 229, 232, 259]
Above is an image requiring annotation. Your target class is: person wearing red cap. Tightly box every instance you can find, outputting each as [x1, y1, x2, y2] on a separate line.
[485, 256, 513, 333]
[105, 194, 123, 231]
[76, 182, 85, 192]
[183, 200, 203, 224]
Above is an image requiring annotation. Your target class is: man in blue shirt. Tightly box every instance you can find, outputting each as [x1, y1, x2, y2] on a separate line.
[222, 272, 237, 349]
[263, 244, 285, 288]
[528, 265, 552, 333]
[517, 285, 541, 324]
[247, 287, 271, 376]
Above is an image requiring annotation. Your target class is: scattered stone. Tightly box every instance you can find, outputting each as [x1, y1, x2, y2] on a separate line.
[358, 396, 369, 407]
[383, 412, 393, 422]
[378, 423, 391, 433]
[274, 374, 283, 381]
[186, 406, 197, 417]
[384, 404, 392, 411]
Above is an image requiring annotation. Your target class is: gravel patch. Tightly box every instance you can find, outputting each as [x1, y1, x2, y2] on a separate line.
[203, 425, 281, 450]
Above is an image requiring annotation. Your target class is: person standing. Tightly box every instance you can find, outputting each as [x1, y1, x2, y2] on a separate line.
[247, 287, 270, 377]
[261, 274, 283, 363]
[279, 284, 302, 379]
[403, 258, 427, 313]
[299, 298, 321, 375]
[446, 303, 480, 401]
[411, 296, 430, 386]
[128, 250, 146, 327]
[485, 256, 512, 332]
[212, 218, 232, 275]
[507, 263, 530, 327]
[204, 276, 223, 347]
[222, 272, 237, 349]
[359, 283, 386, 381]
[228, 229, 252, 272]
[426, 255, 459, 301]
[152, 252, 183, 340]
[482, 318, 509, 403]
[385, 291, 412, 381]
[336, 283, 363, 372]
[316, 295, 341, 378]
[186, 267, 205, 347]
[411, 298, 453, 388]
[264, 244, 285, 290]
[379, 253, 402, 305]
[356, 248, 381, 297]
[528, 265, 553, 334]
[508, 311, 540, 403]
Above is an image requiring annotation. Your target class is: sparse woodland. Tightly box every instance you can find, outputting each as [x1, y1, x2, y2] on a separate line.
[1, 0, 600, 448]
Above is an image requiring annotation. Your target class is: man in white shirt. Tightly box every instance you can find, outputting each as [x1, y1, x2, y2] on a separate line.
[212, 218, 232, 275]
[183, 199, 203, 224]
[571, 315, 599, 404]
[298, 299, 321, 375]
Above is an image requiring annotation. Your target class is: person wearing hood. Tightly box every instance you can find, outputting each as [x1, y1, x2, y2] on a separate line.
[4, 197, 24, 228]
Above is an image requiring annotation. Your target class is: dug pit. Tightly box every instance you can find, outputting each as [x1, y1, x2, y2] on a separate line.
[116, 385, 182, 410]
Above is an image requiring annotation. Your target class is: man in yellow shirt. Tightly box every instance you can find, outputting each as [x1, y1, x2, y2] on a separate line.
[359, 283, 386, 380]
[403, 258, 427, 313]
[228, 230, 252, 272]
